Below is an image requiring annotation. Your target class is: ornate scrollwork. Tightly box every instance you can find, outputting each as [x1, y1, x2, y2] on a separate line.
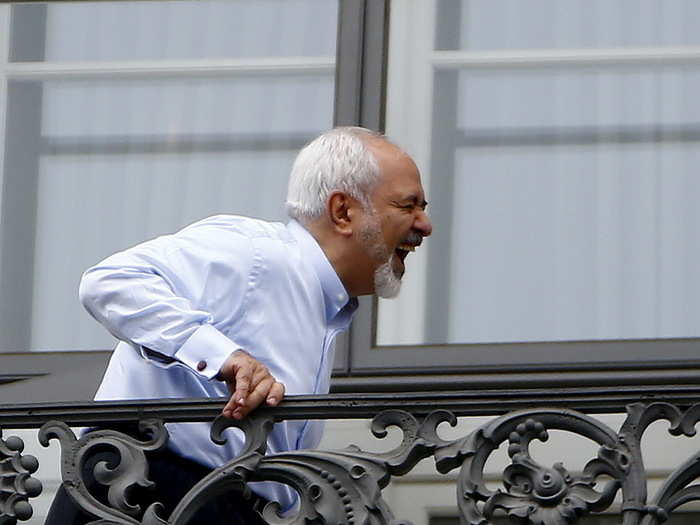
[621, 403, 700, 525]
[0, 429, 42, 524]
[425, 409, 623, 525]
[162, 415, 275, 525]
[220, 404, 700, 525]
[39, 419, 169, 525]
[31, 401, 700, 525]
[131, 410, 455, 525]
[246, 409, 453, 525]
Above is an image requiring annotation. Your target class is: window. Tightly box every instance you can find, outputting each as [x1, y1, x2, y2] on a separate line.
[345, 0, 700, 383]
[0, 1, 338, 353]
[3, 0, 699, 395]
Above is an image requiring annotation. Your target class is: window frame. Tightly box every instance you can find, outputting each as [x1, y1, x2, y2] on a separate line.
[332, 0, 700, 391]
[0, 0, 345, 399]
[1, 0, 700, 397]
[0, 0, 338, 356]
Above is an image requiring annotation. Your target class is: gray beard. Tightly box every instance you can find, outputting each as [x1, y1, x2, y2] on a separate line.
[360, 216, 402, 299]
[374, 255, 402, 298]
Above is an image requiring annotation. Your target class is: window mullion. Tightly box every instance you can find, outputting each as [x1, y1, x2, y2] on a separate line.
[5, 56, 335, 80]
[432, 46, 700, 70]
[0, 4, 11, 273]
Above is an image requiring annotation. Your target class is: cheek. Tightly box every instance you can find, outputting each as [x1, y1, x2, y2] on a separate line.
[380, 214, 405, 235]
[386, 218, 412, 243]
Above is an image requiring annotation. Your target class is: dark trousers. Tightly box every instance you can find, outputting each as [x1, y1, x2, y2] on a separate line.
[44, 446, 269, 525]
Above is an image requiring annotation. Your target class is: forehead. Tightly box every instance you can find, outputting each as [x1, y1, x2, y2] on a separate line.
[367, 140, 424, 198]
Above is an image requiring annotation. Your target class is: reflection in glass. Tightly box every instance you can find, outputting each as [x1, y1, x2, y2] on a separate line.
[32, 151, 303, 352]
[11, 0, 337, 61]
[446, 144, 699, 344]
[1, 1, 338, 352]
[378, 1, 700, 346]
[42, 76, 333, 137]
[436, 0, 700, 51]
[456, 69, 700, 131]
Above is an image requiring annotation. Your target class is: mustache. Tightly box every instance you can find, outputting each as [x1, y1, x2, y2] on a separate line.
[402, 231, 424, 247]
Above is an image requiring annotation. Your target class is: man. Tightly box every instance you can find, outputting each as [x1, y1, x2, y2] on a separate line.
[49, 127, 432, 524]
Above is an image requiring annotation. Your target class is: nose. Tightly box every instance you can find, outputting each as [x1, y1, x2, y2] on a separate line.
[415, 209, 433, 237]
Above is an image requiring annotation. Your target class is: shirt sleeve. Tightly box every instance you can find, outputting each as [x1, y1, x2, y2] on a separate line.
[79, 218, 256, 379]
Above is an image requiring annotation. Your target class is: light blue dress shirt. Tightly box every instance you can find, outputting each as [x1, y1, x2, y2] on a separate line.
[80, 215, 357, 506]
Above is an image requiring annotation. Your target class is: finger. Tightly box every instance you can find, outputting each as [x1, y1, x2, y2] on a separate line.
[232, 376, 274, 419]
[248, 376, 275, 410]
[231, 364, 268, 413]
[266, 382, 285, 406]
[249, 363, 270, 388]
[241, 362, 272, 397]
[233, 363, 253, 407]
[222, 392, 239, 419]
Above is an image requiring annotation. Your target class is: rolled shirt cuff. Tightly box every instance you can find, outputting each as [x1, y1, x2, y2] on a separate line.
[174, 324, 241, 380]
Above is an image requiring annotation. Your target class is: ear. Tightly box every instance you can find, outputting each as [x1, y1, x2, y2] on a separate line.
[327, 191, 358, 235]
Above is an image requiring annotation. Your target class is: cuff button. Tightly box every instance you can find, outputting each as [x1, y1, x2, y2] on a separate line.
[196, 360, 207, 371]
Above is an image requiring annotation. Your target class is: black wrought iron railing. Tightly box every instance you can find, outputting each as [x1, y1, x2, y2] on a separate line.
[3, 386, 700, 524]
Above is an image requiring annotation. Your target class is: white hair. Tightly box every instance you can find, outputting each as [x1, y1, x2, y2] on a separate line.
[286, 127, 385, 222]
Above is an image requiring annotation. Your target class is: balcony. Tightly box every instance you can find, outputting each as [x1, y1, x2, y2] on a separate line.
[3, 385, 700, 524]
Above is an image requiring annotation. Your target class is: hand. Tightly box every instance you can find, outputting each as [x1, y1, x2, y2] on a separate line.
[218, 349, 285, 419]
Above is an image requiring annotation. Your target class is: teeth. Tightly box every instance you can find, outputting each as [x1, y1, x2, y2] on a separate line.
[398, 244, 416, 252]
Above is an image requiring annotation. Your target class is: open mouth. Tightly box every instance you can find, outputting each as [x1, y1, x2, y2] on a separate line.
[395, 243, 416, 263]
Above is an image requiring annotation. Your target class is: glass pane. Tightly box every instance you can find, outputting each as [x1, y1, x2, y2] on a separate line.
[436, 0, 700, 51]
[457, 68, 700, 131]
[32, 151, 297, 351]
[378, 2, 700, 347]
[42, 76, 333, 137]
[11, 0, 338, 61]
[0, 1, 337, 353]
[446, 143, 699, 344]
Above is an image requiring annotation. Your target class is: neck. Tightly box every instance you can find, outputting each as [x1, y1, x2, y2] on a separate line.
[300, 218, 364, 297]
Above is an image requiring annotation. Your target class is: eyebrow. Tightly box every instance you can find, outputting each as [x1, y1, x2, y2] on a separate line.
[412, 197, 428, 210]
[394, 196, 428, 209]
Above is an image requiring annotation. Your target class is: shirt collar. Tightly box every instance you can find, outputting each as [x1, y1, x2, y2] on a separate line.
[287, 220, 357, 323]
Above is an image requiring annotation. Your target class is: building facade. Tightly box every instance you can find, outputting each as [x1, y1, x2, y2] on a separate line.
[1, 1, 700, 523]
